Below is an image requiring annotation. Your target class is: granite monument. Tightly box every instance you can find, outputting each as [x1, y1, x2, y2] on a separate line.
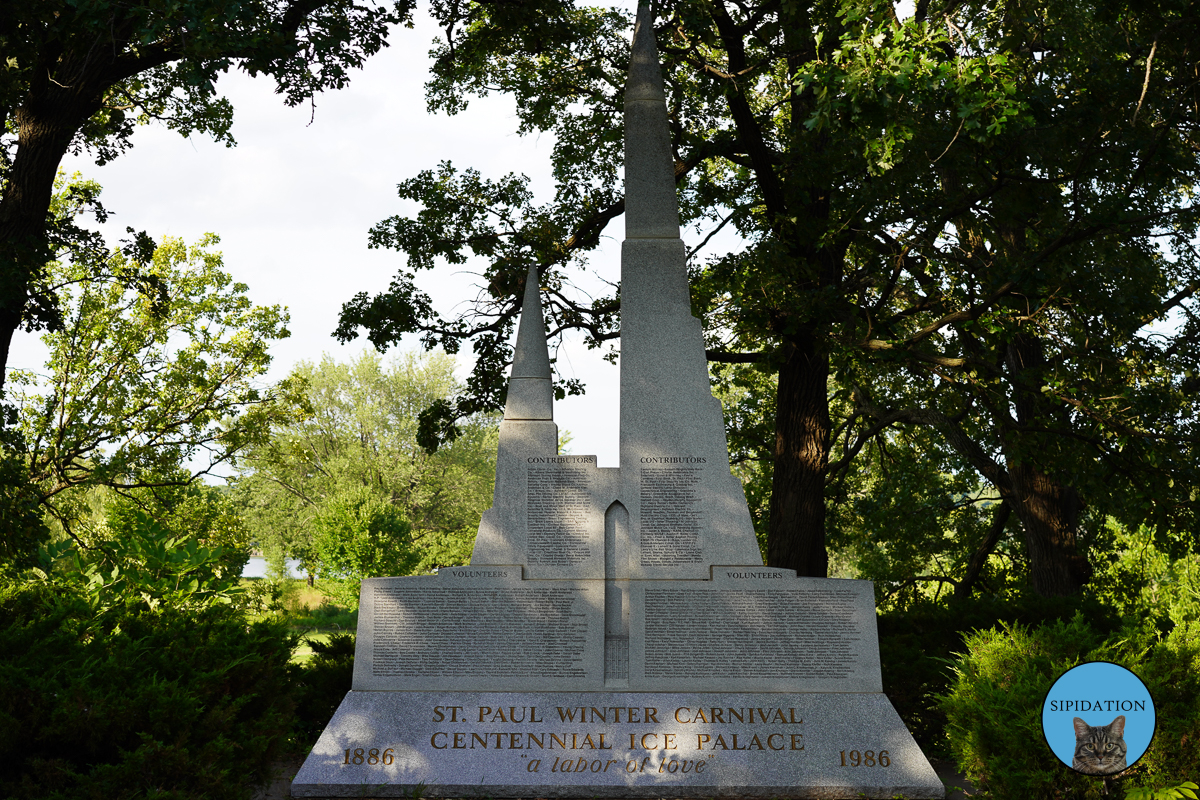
[292, 6, 944, 797]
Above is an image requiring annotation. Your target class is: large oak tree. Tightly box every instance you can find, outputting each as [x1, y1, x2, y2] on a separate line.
[0, 0, 412, 393]
[338, 0, 1200, 595]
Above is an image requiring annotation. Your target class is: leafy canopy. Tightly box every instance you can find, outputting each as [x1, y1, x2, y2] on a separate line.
[337, 0, 1200, 593]
[234, 349, 498, 590]
[8, 182, 298, 537]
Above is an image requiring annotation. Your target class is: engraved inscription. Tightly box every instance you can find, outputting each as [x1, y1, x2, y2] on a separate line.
[528, 466, 593, 565]
[639, 466, 703, 566]
[644, 588, 862, 679]
[605, 636, 630, 680]
[343, 747, 395, 765]
[840, 750, 890, 767]
[372, 587, 589, 678]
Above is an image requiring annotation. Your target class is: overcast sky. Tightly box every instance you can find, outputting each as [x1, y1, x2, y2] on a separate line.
[11, 4, 638, 469]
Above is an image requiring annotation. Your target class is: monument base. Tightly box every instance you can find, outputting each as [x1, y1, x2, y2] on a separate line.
[291, 691, 944, 799]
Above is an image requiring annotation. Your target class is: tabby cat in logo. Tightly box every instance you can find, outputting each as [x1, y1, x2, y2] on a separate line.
[1072, 715, 1127, 775]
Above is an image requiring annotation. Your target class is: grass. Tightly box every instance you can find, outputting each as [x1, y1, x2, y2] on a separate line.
[245, 578, 358, 662]
[290, 631, 333, 664]
[287, 582, 327, 611]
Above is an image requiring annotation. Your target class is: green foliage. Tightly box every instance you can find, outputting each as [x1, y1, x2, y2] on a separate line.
[235, 349, 496, 584]
[827, 422, 1021, 605]
[940, 616, 1101, 798]
[311, 488, 417, 608]
[939, 617, 1200, 798]
[293, 633, 356, 747]
[285, 600, 358, 633]
[8, 224, 298, 537]
[709, 361, 776, 558]
[1090, 519, 1200, 629]
[0, 581, 297, 800]
[102, 480, 252, 582]
[1126, 782, 1200, 800]
[877, 594, 1121, 757]
[34, 508, 246, 620]
[0, 0, 409, 159]
[0, 442, 47, 571]
[1121, 624, 1200, 794]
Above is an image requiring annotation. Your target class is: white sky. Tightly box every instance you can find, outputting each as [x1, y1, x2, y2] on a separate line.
[10, 5, 634, 469]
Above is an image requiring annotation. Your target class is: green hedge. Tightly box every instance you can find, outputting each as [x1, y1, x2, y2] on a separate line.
[877, 594, 1122, 756]
[939, 615, 1200, 799]
[293, 633, 356, 747]
[0, 583, 298, 800]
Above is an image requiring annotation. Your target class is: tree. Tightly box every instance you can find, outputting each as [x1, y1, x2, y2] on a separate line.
[233, 349, 497, 582]
[0, 0, 414, 393]
[7, 224, 297, 541]
[309, 487, 418, 607]
[336, 0, 1200, 596]
[37, 486, 254, 616]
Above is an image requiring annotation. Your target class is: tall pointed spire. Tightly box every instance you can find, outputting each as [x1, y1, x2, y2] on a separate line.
[619, 2, 763, 576]
[503, 264, 554, 421]
[624, 3, 680, 240]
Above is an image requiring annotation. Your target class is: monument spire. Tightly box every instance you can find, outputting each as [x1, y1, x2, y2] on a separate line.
[619, 1, 763, 575]
[503, 263, 553, 422]
[468, 262, 564, 569]
[624, 3, 680, 240]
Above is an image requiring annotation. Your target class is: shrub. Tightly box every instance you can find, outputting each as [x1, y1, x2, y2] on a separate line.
[288, 601, 358, 632]
[293, 633, 356, 747]
[35, 509, 248, 619]
[311, 489, 418, 609]
[1116, 621, 1200, 793]
[0, 443, 47, 571]
[938, 615, 1101, 798]
[0, 582, 298, 800]
[877, 593, 1121, 756]
[939, 615, 1200, 799]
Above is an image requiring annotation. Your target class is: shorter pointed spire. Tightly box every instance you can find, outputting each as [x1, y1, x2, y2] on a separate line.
[503, 264, 554, 420]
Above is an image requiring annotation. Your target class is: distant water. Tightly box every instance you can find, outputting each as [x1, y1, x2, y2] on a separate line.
[242, 556, 306, 579]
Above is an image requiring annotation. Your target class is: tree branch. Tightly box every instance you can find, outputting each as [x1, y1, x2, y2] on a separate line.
[954, 500, 1012, 598]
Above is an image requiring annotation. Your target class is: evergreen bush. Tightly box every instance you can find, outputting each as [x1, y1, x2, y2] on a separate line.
[293, 633, 356, 747]
[0, 582, 298, 800]
[877, 594, 1121, 756]
[1116, 621, 1200, 793]
[939, 615, 1200, 798]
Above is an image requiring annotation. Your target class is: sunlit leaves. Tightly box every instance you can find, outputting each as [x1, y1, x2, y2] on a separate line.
[233, 350, 498, 581]
[11, 230, 294, 527]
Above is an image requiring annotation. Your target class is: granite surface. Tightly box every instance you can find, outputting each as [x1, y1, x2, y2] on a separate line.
[352, 569, 881, 693]
[291, 690, 943, 798]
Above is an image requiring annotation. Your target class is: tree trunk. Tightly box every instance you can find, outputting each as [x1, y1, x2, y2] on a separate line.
[0, 63, 111, 395]
[1008, 461, 1090, 596]
[766, 333, 830, 577]
[1002, 332, 1091, 596]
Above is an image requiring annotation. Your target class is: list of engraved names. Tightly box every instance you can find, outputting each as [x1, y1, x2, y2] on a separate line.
[639, 460, 704, 566]
[528, 458, 594, 565]
[372, 585, 590, 678]
[644, 587, 861, 678]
